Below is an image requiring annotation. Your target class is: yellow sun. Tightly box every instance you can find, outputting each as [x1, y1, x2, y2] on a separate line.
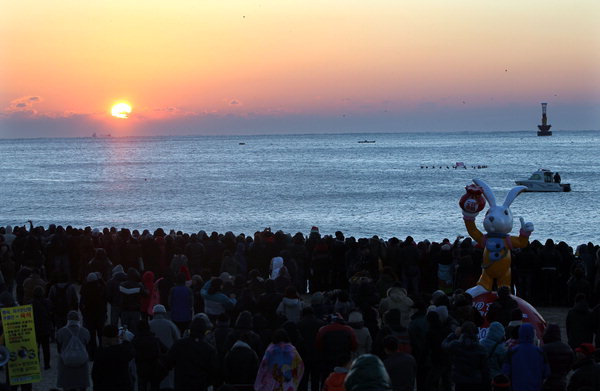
[111, 102, 132, 119]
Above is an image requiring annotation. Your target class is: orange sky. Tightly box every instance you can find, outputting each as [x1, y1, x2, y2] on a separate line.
[1, 1, 599, 137]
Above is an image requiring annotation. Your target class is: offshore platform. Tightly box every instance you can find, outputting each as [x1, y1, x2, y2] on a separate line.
[537, 102, 552, 136]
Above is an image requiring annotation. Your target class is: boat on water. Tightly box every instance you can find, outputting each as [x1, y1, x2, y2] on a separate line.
[358, 140, 375, 144]
[537, 102, 552, 136]
[515, 169, 571, 192]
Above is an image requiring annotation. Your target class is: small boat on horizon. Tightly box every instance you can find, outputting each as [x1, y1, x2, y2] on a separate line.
[92, 133, 112, 138]
[358, 140, 375, 143]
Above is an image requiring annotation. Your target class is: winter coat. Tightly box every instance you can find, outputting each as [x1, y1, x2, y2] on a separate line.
[140, 271, 155, 314]
[79, 279, 107, 322]
[167, 334, 219, 391]
[224, 311, 263, 355]
[254, 342, 304, 391]
[316, 321, 358, 370]
[503, 323, 550, 391]
[169, 285, 194, 322]
[296, 314, 325, 364]
[92, 341, 135, 391]
[373, 309, 411, 359]
[276, 297, 303, 323]
[442, 330, 490, 386]
[322, 368, 348, 391]
[21, 274, 46, 304]
[223, 340, 259, 385]
[378, 287, 414, 328]
[344, 354, 391, 391]
[567, 358, 600, 391]
[201, 279, 236, 317]
[350, 325, 372, 360]
[32, 296, 53, 337]
[132, 329, 166, 381]
[408, 310, 431, 369]
[541, 324, 575, 391]
[48, 282, 78, 317]
[566, 301, 594, 349]
[149, 313, 181, 348]
[119, 269, 147, 311]
[383, 352, 417, 391]
[106, 269, 128, 307]
[56, 323, 91, 390]
[479, 321, 507, 378]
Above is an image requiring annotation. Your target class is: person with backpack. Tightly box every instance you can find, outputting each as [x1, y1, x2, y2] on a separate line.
[56, 310, 91, 391]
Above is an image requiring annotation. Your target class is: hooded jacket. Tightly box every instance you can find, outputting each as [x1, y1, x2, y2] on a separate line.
[541, 324, 575, 391]
[276, 297, 303, 323]
[480, 321, 507, 378]
[378, 287, 414, 328]
[344, 354, 391, 391]
[223, 340, 259, 385]
[503, 323, 550, 391]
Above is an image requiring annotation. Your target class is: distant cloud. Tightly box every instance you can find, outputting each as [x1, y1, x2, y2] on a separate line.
[5, 95, 44, 115]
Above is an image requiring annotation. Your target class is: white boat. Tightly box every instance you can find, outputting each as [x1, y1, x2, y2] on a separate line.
[515, 169, 571, 192]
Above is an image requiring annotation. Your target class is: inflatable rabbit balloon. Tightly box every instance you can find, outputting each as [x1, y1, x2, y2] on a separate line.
[460, 179, 534, 298]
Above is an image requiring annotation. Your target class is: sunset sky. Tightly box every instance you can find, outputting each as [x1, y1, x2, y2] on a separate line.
[1, 1, 599, 137]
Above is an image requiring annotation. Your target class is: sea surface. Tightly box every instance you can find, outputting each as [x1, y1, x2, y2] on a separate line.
[1, 131, 598, 246]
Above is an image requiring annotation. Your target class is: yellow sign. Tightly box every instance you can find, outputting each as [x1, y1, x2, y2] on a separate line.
[1, 305, 41, 385]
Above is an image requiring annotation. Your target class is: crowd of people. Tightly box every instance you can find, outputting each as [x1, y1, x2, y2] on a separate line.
[0, 223, 599, 391]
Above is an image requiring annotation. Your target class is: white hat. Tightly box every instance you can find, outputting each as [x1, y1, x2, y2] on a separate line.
[153, 304, 166, 314]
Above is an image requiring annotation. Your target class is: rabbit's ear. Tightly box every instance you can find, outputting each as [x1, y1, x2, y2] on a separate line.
[473, 179, 496, 207]
[503, 186, 527, 208]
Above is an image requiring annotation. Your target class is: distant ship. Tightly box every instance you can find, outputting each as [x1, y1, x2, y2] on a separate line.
[537, 102, 552, 136]
[92, 133, 112, 138]
[358, 140, 375, 144]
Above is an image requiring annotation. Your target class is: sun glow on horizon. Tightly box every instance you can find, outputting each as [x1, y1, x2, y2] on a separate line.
[111, 102, 132, 119]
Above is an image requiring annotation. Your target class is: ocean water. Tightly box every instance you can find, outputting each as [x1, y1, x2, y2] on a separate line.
[1, 130, 598, 245]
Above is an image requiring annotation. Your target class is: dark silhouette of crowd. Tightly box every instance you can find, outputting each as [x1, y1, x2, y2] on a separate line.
[0, 223, 600, 391]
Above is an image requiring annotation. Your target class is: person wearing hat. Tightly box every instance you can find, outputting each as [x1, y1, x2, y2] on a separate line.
[568, 343, 600, 391]
[56, 310, 91, 391]
[149, 304, 181, 390]
[91, 324, 135, 391]
[348, 310, 372, 360]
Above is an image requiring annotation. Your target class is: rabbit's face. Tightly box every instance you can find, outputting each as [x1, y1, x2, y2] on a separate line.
[482, 205, 513, 234]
